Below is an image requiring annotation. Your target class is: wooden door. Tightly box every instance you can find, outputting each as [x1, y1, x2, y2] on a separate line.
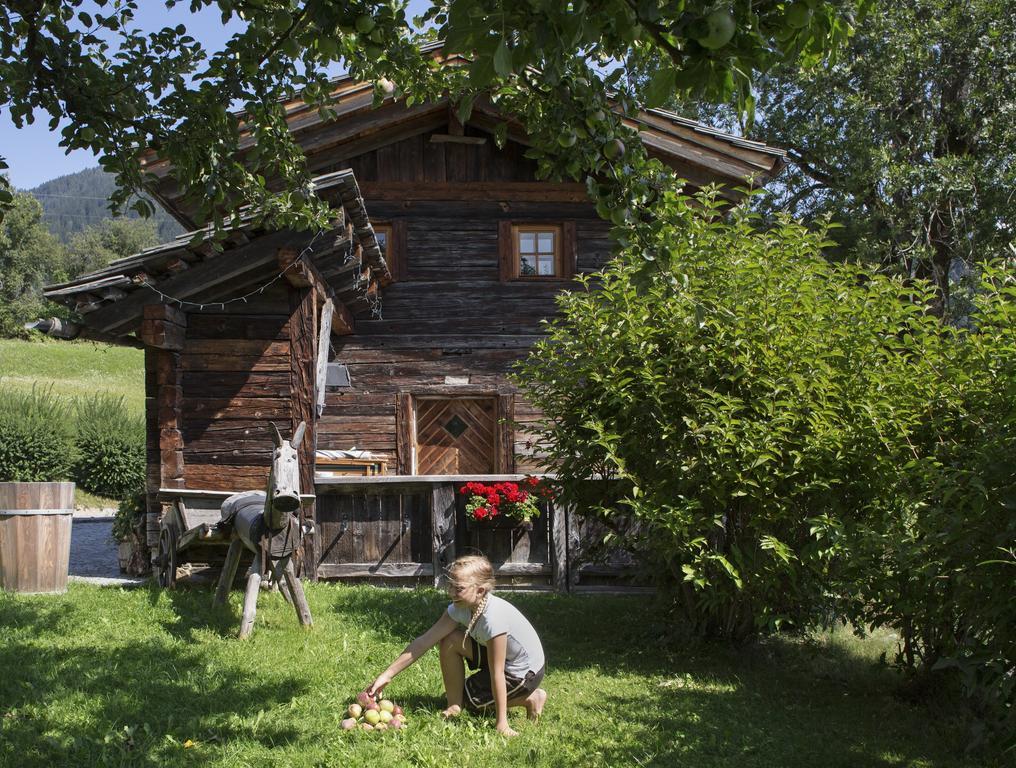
[415, 398, 496, 475]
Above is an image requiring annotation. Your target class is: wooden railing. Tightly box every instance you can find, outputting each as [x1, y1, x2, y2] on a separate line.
[313, 475, 572, 590]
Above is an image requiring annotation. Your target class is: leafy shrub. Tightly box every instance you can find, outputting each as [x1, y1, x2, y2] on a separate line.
[72, 394, 145, 499]
[517, 194, 936, 638]
[0, 385, 76, 481]
[111, 489, 146, 543]
[515, 191, 1014, 743]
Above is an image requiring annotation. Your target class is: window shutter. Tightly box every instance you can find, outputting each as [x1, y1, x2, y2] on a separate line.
[498, 220, 514, 282]
[562, 221, 577, 280]
[390, 220, 407, 281]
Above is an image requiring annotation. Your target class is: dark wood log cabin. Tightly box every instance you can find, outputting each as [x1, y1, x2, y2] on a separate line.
[44, 57, 785, 588]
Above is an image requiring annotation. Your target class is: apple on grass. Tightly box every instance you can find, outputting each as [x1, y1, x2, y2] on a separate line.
[379, 699, 395, 713]
[355, 691, 373, 708]
[340, 718, 357, 730]
[347, 703, 362, 719]
[364, 709, 381, 725]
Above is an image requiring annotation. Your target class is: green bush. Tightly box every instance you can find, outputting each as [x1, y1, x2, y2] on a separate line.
[0, 385, 76, 481]
[515, 191, 1014, 746]
[72, 393, 145, 499]
[111, 489, 146, 543]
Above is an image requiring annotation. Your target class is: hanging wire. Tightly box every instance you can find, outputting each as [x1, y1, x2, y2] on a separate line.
[135, 229, 325, 310]
[133, 224, 382, 321]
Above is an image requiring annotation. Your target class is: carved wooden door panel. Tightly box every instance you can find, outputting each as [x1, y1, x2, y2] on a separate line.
[415, 398, 496, 475]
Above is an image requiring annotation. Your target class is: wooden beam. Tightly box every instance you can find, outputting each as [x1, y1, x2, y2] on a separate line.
[315, 299, 334, 418]
[431, 483, 456, 587]
[448, 103, 465, 136]
[430, 134, 486, 145]
[289, 283, 318, 579]
[279, 247, 314, 289]
[279, 245, 355, 335]
[552, 503, 569, 594]
[358, 181, 589, 203]
[317, 562, 434, 579]
[139, 303, 187, 351]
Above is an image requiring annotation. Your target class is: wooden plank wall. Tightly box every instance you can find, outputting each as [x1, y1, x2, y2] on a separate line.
[178, 291, 294, 491]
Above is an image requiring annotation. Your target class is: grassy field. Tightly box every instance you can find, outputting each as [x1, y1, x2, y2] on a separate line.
[0, 338, 144, 416]
[0, 583, 996, 768]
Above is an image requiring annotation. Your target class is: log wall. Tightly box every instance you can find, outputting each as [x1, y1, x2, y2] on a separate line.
[313, 129, 615, 473]
[178, 291, 294, 491]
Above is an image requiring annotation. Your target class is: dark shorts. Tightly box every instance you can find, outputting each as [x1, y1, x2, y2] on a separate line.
[462, 635, 545, 712]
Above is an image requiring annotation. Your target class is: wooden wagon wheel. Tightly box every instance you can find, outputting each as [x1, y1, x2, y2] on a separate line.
[157, 526, 177, 589]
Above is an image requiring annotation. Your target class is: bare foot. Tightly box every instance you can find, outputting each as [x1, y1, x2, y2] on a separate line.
[441, 705, 462, 719]
[524, 688, 547, 721]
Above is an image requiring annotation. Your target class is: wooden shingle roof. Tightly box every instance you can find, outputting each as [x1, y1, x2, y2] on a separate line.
[43, 170, 384, 338]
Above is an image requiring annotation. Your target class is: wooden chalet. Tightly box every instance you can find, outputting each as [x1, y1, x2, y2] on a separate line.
[43, 54, 785, 590]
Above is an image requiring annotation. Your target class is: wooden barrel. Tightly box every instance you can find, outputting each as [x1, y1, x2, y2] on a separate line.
[0, 482, 75, 594]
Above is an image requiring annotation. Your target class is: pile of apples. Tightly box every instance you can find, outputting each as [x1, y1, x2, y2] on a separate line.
[340, 690, 407, 732]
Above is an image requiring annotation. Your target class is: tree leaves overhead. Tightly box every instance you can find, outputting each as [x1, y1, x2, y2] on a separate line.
[709, 0, 1016, 316]
[0, 1, 860, 234]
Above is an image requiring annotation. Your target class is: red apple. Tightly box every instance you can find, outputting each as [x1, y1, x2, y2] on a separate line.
[340, 717, 357, 730]
[356, 691, 373, 708]
[392, 705, 403, 716]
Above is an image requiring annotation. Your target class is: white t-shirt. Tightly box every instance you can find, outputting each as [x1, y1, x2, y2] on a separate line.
[447, 594, 545, 678]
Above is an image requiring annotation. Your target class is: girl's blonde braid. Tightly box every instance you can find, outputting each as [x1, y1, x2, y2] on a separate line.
[462, 592, 489, 649]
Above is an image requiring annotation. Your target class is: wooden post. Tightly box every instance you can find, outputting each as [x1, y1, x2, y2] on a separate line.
[213, 537, 244, 606]
[552, 502, 570, 594]
[283, 558, 314, 628]
[143, 308, 186, 570]
[239, 551, 263, 640]
[288, 283, 317, 579]
[431, 483, 456, 588]
[396, 393, 414, 474]
[315, 299, 334, 419]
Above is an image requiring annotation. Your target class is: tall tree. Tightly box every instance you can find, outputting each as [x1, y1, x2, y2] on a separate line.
[0, 188, 65, 337]
[64, 217, 159, 278]
[733, 0, 1015, 315]
[1, 1, 859, 233]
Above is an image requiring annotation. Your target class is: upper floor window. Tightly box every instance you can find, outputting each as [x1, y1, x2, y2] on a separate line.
[513, 225, 562, 278]
[498, 220, 575, 283]
[373, 223, 392, 259]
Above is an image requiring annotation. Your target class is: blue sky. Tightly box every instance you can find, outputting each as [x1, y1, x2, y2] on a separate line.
[2, 2, 430, 190]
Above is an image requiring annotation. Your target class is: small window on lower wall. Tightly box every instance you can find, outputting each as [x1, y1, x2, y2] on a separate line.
[499, 221, 575, 282]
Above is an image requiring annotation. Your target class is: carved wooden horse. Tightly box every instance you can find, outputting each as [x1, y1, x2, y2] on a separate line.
[212, 421, 313, 639]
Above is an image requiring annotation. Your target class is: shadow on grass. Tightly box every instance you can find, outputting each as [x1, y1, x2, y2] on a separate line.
[322, 585, 979, 768]
[0, 590, 309, 768]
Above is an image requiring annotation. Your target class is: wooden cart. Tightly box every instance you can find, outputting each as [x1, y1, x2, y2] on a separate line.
[155, 488, 315, 588]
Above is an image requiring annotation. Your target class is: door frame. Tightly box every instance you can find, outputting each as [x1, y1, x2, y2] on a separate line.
[396, 391, 515, 475]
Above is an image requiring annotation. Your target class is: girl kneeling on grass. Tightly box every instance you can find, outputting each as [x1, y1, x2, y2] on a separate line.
[367, 554, 546, 736]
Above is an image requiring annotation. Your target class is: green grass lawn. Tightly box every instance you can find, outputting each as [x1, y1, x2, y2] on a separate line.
[0, 338, 144, 416]
[0, 584, 995, 768]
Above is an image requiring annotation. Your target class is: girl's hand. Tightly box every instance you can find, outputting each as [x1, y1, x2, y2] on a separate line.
[366, 674, 391, 698]
[496, 723, 519, 737]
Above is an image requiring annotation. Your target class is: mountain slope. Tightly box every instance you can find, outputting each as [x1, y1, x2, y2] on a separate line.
[27, 167, 183, 243]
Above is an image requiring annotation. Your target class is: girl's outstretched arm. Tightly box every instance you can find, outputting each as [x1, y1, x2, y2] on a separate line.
[368, 611, 459, 696]
[487, 633, 517, 736]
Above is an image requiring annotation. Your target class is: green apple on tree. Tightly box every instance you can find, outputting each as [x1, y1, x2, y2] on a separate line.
[695, 8, 737, 49]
